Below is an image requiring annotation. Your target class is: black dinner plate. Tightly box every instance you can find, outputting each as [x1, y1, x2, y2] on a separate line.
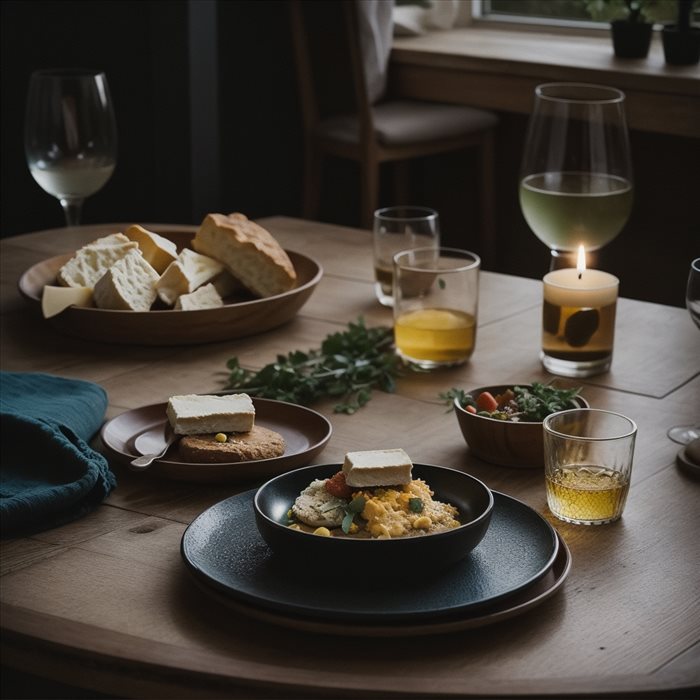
[181, 489, 559, 623]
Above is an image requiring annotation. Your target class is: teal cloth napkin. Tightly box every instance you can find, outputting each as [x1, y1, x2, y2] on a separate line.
[0, 371, 117, 538]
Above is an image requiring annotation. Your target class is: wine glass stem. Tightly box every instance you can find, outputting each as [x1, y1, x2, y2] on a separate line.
[60, 198, 84, 227]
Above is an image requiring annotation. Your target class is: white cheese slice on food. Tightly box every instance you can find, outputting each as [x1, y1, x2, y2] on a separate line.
[342, 449, 413, 487]
[125, 224, 178, 274]
[88, 232, 131, 247]
[41, 285, 94, 318]
[174, 283, 224, 310]
[156, 249, 225, 306]
[56, 241, 139, 289]
[93, 249, 160, 311]
[166, 393, 255, 435]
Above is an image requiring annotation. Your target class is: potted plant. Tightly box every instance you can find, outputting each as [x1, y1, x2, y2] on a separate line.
[662, 0, 700, 64]
[584, 0, 676, 57]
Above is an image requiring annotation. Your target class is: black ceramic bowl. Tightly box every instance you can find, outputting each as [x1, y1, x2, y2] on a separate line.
[254, 463, 494, 572]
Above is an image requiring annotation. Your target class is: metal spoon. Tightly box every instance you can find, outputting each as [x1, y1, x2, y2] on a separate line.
[130, 424, 177, 470]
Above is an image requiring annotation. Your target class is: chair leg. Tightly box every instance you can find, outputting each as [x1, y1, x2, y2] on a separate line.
[303, 141, 322, 221]
[478, 129, 496, 268]
[360, 157, 380, 229]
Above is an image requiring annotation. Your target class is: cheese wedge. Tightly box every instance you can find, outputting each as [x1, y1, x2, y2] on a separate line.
[174, 283, 224, 310]
[210, 270, 244, 299]
[41, 285, 94, 318]
[156, 249, 225, 306]
[342, 449, 413, 487]
[88, 233, 131, 247]
[56, 240, 139, 289]
[93, 249, 159, 312]
[166, 393, 255, 435]
[124, 224, 178, 274]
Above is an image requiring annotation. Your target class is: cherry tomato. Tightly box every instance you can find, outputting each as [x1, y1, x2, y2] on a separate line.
[325, 471, 353, 499]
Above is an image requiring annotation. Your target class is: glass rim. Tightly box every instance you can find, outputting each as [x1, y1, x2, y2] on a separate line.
[374, 206, 439, 223]
[393, 246, 480, 273]
[543, 408, 637, 441]
[535, 82, 625, 105]
[692, 258, 700, 272]
[30, 68, 106, 80]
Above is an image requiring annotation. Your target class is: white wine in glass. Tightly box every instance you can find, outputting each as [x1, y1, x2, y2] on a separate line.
[520, 83, 633, 269]
[25, 69, 117, 227]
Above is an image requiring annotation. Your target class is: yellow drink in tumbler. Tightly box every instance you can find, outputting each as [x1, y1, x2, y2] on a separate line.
[395, 308, 476, 363]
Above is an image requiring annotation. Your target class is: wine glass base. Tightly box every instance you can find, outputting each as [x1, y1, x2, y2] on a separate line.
[667, 425, 700, 445]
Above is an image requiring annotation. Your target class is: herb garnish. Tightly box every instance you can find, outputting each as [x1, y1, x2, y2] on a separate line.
[225, 318, 410, 414]
[342, 495, 366, 534]
[408, 497, 424, 513]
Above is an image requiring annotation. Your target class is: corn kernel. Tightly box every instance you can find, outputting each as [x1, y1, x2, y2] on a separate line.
[313, 526, 331, 537]
[214, 432, 227, 443]
[413, 516, 432, 529]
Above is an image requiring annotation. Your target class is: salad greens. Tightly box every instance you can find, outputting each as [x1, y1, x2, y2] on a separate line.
[441, 382, 582, 422]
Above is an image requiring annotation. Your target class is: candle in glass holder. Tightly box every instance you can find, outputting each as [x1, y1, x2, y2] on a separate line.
[541, 246, 619, 378]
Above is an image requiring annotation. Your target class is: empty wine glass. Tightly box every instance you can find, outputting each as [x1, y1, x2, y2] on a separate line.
[25, 69, 117, 226]
[667, 258, 700, 445]
[520, 83, 633, 270]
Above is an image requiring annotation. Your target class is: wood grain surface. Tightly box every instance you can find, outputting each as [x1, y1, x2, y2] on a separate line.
[1, 217, 699, 698]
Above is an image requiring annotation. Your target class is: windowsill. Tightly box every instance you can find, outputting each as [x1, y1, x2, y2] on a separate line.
[390, 26, 700, 138]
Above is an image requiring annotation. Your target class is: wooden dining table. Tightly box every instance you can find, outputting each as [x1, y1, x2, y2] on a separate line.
[1, 217, 699, 698]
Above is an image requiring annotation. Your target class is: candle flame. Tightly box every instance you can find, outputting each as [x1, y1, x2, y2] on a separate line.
[577, 245, 586, 278]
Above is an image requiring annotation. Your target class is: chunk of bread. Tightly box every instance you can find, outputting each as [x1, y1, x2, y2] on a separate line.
[192, 212, 296, 298]
[93, 249, 159, 311]
[178, 425, 285, 463]
[342, 449, 413, 487]
[57, 240, 139, 288]
[156, 249, 224, 306]
[124, 224, 178, 274]
[166, 393, 255, 435]
[292, 479, 347, 528]
[41, 285, 94, 318]
[174, 283, 223, 310]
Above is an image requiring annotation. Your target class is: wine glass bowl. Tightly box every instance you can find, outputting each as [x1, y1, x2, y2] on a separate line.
[519, 83, 633, 269]
[25, 69, 117, 226]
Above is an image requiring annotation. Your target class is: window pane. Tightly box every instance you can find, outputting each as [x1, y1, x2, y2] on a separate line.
[485, 0, 593, 22]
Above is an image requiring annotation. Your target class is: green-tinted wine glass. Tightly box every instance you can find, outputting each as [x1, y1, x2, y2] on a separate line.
[519, 83, 633, 270]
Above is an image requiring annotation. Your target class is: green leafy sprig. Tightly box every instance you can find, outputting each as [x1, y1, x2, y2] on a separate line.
[225, 318, 409, 414]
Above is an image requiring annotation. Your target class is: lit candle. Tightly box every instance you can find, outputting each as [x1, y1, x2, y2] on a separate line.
[541, 246, 619, 377]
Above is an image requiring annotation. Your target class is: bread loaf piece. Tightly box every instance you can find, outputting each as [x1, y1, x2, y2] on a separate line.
[57, 239, 139, 288]
[192, 213, 296, 298]
[166, 393, 255, 435]
[42, 285, 94, 318]
[93, 249, 159, 311]
[174, 283, 223, 310]
[342, 449, 413, 487]
[156, 249, 225, 306]
[124, 224, 178, 274]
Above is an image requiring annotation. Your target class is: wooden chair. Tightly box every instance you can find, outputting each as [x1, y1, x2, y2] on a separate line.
[288, 0, 499, 262]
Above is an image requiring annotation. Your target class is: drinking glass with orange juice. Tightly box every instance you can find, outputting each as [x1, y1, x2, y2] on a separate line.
[392, 247, 480, 369]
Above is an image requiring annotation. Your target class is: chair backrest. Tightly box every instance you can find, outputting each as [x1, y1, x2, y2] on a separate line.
[288, 0, 374, 142]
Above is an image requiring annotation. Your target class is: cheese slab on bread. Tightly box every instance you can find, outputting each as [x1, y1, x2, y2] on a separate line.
[174, 282, 223, 310]
[125, 224, 178, 274]
[156, 249, 225, 306]
[57, 240, 139, 289]
[93, 249, 160, 311]
[42, 285, 94, 318]
[166, 393, 255, 435]
[192, 212, 296, 298]
[342, 449, 413, 487]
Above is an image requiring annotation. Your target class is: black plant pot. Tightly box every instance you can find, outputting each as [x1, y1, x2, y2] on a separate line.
[662, 25, 700, 65]
[611, 20, 653, 58]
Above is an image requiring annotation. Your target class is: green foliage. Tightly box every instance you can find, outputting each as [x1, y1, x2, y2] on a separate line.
[582, 0, 678, 23]
[225, 318, 409, 414]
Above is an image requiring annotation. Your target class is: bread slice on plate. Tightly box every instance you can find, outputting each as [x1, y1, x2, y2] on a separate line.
[178, 425, 286, 463]
[192, 212, 296, 298]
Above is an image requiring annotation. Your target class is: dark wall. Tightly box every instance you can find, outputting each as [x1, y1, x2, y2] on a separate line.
[2, 1, 697, 307]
